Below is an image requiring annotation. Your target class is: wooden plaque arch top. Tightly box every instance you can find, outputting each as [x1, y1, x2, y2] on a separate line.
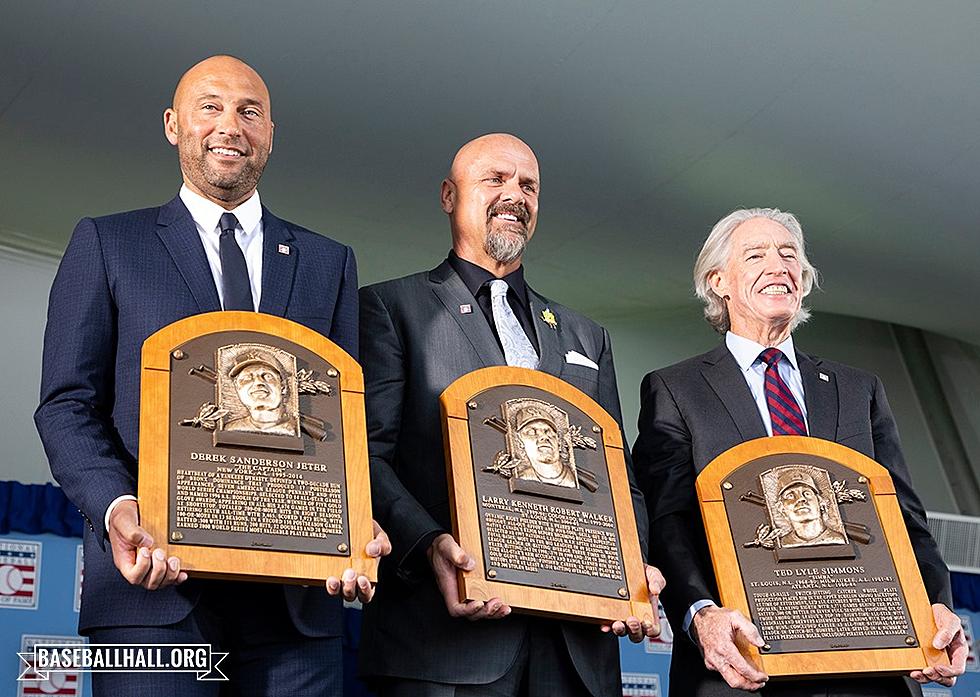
[697, 436, 946, 678]
[441, 366, 652, 624]
[138, 311, 376, 585]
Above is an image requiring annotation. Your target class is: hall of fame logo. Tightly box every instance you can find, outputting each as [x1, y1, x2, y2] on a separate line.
[18, 634, 84, 697]
[0, 540, 41, 610]
[621, 672, 661, 697]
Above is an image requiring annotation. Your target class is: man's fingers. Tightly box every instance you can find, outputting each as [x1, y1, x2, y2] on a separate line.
[367, 522, 391, 558]
[325, 576, 342, 595]
[644, 618, 661, 638]
[713, 660, 765, 691]
[948, 631, 970, 674]
[733, 613, 766, 648]
[644, 565, 666, 595]
[356, 575, 375, 603]
[341, 569, 358, 602]
[120, 546, 151, 585]
[142, 548, 169, 590]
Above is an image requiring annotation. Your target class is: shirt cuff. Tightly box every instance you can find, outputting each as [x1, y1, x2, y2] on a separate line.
[683, 599, 718, 639]
[104, 495, 139, 532]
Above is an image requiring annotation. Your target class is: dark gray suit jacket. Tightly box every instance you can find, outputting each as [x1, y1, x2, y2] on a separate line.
[632, 343, 951, 697]
[357, 260, 647, 697]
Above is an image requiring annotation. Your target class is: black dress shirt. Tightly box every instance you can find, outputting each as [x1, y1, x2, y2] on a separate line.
[446, 251, 540, 354]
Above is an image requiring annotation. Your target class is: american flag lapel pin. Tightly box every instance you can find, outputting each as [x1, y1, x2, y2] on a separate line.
[459, 304, 472, 314]
[278, 244, 290, 255]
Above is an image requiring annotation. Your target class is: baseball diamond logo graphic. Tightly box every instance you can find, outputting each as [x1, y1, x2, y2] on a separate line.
[19, 635, 84, 697]
[0, 540, 41, 610]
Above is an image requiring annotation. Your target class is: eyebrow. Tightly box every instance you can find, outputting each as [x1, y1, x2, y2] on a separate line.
[194, 94, 266, 108]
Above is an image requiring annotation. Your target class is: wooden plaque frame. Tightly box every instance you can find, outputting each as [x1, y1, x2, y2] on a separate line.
[441, 366, 652, 625]
[138, 311, 377, 585]
[697, 436, 946, 678]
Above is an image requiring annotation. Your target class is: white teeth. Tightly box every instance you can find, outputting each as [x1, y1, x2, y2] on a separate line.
[210, 147, 242, 157]
[495, 214, 518, 221]
[761, 285, 789, 295]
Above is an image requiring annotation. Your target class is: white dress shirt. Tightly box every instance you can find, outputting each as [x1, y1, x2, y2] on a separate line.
[683, 331, 809, 636]
[104, 186, 265, 531]
[180, 184, 264, 311]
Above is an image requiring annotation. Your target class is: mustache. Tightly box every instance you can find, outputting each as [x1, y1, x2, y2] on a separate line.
[488, 202, 530, 225]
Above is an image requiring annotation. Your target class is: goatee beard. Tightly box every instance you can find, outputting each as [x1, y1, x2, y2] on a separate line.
[485, 228, 526, 264]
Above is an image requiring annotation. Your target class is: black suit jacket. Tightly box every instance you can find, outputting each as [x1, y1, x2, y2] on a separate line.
[632, 343, 951, 696]
[34, 196, 357, 636]
[357, 260, 647, 697]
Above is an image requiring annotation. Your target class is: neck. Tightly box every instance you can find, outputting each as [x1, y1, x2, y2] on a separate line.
[452, 240, 522, 278]
[183, 178, 255, 211]
[730, 320, 792, 348]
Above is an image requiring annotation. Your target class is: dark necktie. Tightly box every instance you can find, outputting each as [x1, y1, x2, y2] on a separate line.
[218, 212, 254, 311]
[759, 348, 808, 436]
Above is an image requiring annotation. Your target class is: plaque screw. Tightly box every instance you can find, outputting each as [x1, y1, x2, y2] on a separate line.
[592, 425, 601, 433]
[905, 636, 916, 646]
[468, 401, 478, 410]
[337, 543, 349, 553]
[761, 643, 771, 652]
[723, 482, 733, 490]
[858, 476, 868, 484]
[327, 369, 338, 378]
[487, 569, 497, 578]
[617, 587, 628, 598]
[170, 531, 184, 541]
[172, 350, 186, 360]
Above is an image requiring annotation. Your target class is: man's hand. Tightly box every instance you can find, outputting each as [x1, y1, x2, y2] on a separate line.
[691, 605, 768, 691]
[325, 520, 391, 603]
[909, 603, 968, 687]
[108, 499, 186, 590]
[428, 533, 510, 621]
[602, 564, 666, 642]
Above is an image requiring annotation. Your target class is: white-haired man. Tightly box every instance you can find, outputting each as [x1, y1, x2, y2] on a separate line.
[632, 208, 966, 696]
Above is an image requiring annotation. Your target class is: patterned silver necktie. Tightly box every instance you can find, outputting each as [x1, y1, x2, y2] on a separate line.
[489, 279, 539, 369]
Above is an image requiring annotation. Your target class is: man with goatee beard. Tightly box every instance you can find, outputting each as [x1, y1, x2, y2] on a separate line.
[35, 55, 388, 696]
[357, 133, 665, 697]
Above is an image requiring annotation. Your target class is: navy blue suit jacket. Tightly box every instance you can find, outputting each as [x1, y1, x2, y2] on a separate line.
[35, 195, 358, 635]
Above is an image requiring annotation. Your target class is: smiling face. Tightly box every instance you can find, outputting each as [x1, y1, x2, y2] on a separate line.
[709, 217, 803, 344]
[442, 134, 540, 273]
[234, 362, 284, 416]
[163, 56, 274, 208]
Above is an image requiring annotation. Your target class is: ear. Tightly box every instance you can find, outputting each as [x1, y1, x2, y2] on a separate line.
[268, 120, 275, 155]
[440, 179, 455, 214]
[163, 108, 179, 146]
[708, 269, 729, 300]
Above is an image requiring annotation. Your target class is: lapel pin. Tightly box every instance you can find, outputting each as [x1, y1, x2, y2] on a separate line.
[278, 244, 290, 255]
[459, 304, 472, 314]
[541, 307, 558, 330]
[819, 372, 829, 382]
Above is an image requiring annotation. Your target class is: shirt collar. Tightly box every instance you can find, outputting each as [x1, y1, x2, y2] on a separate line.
[179, 184, 263, 236]
[725, 331, 799, 372]
[447, 250, 529, 306]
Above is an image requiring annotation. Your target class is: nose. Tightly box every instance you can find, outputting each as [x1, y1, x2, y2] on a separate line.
[499, 179, 525, 205]
[216, 108, 241, 137]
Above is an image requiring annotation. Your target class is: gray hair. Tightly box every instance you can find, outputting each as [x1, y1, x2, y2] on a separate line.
[693, 208, 819, 334]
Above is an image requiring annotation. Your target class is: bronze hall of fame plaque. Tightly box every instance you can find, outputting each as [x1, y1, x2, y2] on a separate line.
[138, 312, 377, 585]
[697, 436, 947, 679]
[441, 366, 652, 625]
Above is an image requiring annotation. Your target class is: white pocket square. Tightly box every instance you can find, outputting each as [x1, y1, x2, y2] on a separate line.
[565, 350, 599, 370]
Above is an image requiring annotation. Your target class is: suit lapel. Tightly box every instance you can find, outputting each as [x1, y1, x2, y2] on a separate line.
[528, 289, 562, 377]
[701, 344, 768, 441]
[797, 350, 839, 440]
[429, 261, 504, 366]
[257, 209, 297, 316]
[155, 197, 221, 312]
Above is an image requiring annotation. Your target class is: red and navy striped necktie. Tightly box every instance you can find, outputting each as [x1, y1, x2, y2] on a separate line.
[759, 348, 808, 436]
